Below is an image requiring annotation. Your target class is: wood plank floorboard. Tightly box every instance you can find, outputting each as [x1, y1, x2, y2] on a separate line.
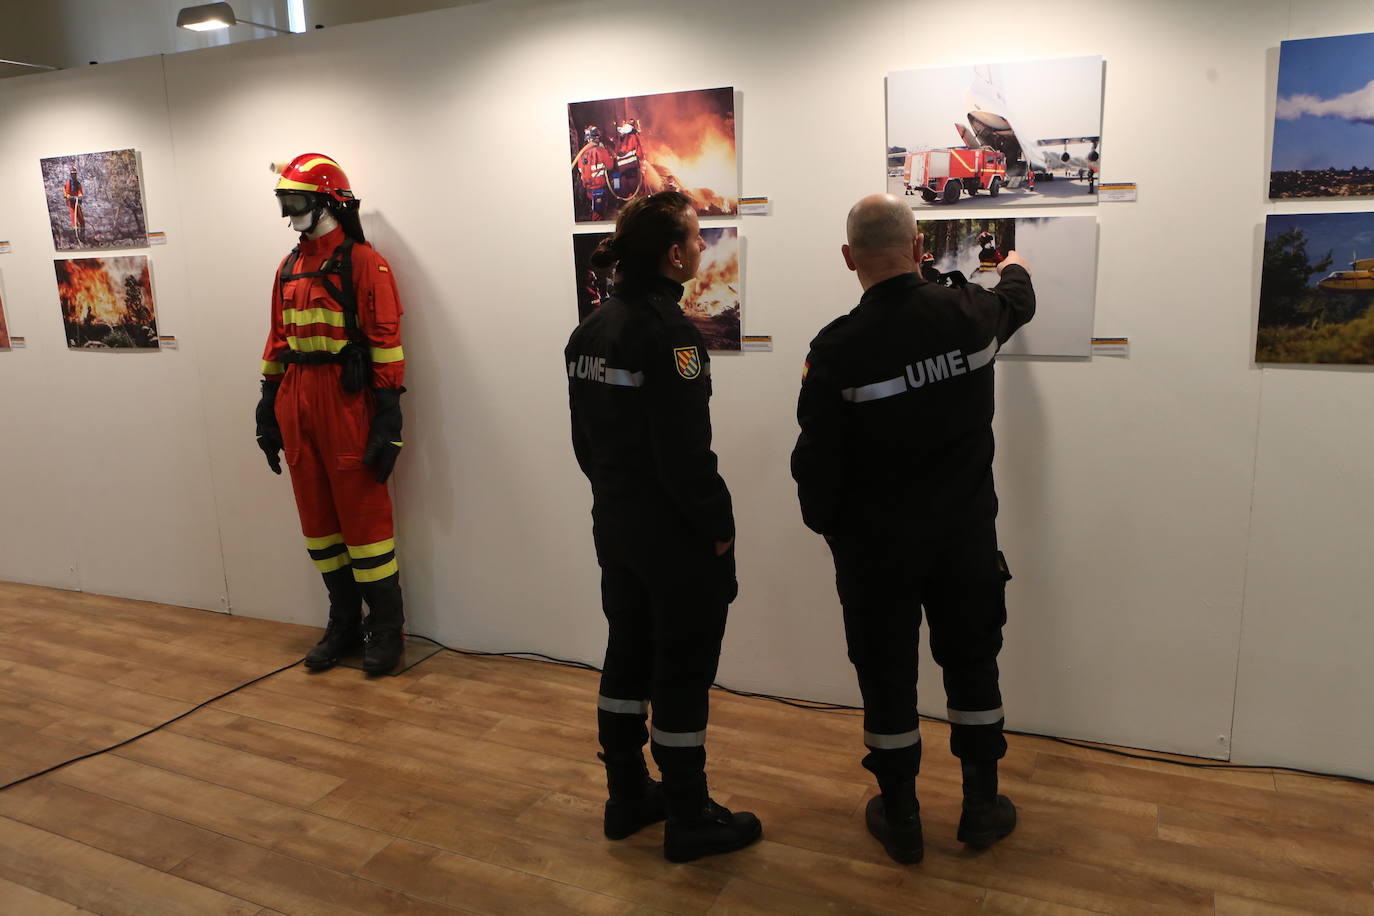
[1, 580, 1373, 915]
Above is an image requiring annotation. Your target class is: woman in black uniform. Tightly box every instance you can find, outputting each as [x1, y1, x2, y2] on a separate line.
[564, 191, 761, 863]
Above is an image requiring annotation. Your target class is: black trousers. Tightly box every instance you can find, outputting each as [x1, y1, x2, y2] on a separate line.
[830, 520, 1009, 785]
[593, 520, 735, 798]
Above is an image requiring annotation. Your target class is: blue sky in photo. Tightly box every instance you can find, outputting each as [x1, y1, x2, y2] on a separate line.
[1266, 211, 1374, 285]
[1272, 32, 1374, 171]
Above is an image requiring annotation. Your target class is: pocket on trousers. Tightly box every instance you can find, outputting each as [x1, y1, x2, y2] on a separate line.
[335, 454, 364, 471]
[284, 448, 302, 468]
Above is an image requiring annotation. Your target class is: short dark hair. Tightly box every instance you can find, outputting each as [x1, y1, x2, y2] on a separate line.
[589, 191, 693, 281]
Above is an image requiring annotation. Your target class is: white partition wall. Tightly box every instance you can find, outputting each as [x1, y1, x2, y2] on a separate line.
[1, 0, 1372, 777]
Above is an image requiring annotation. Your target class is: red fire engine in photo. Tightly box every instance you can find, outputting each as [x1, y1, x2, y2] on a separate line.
[903, 147, 1009, 204]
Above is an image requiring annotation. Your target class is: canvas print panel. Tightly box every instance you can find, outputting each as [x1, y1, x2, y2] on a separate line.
[571, 227, 741, 351]
[1270, 32, 1374, 199]
[40, 149, 148, 251]
[887, 57, 1103, 208]
[569, 88, 737, 223]
[54, 256, 159, 349]
[1257, 212, 1374, 364]
[918, 216, 1097, 357]
[0, 273, 10, 349]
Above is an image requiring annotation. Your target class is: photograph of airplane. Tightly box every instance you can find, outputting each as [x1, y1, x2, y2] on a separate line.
[1257, 211, 1374, 364]
[887, 56, 1104, 208]
[1270, 32, 1374, 199]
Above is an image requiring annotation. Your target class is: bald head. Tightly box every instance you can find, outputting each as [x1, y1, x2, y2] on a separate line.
[846, 194, 917, 255]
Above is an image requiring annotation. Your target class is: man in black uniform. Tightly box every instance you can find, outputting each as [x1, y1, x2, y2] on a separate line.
[565, 191, 761, 863]
[791, 193, 1035, 864]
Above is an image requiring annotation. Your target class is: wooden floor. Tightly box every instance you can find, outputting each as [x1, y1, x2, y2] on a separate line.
[0, 583, 1371, 915]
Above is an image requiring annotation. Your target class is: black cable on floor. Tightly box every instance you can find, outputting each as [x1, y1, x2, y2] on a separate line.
[0, 656, 304, 793]
[417, 634, 1374, 788]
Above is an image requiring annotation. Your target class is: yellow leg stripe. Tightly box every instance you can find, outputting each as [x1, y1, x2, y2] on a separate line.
[348, 538, 396, 559]
[283, 307, 346, 328]
[287, 335, 349, 354]
[262, 360, 285, 375]
[314, 553, 352, 573]
[370, 345, 404, 364]
[353, 559, 398, 582]
[305, 532, 345, 550]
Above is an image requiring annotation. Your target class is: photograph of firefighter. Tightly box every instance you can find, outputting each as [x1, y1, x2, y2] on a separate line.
[54, 255, 159, 349]
[573, 227, 743, 350]
[886, 57, 1103, 208]
[569, 87, 738, 223]
[40, 149, 148, 250]
[255, 153, 408, 675]
[918, 216, 1098, 357]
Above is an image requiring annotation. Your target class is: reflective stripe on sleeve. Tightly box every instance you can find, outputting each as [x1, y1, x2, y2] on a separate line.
[651, 726, 707, 747]
[371, 345, 404, 364]
[603, 368, 644, 387]
[841, 376, 906, 403]
[863, 728, 921, 750]
[598, 695, 649, 715]
[947, 706, 1004, 726]
[262, 360, 285, 375]
[966, 338, 998, 371]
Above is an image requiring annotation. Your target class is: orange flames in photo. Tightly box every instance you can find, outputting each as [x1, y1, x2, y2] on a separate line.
[682, 228, 740, 321]
[54, 255, 158, 349]
[569, 87, 737, 222]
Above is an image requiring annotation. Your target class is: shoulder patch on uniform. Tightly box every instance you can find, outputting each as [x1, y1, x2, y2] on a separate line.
[674, 346, 702, 380]
[378, 264, 389, 272]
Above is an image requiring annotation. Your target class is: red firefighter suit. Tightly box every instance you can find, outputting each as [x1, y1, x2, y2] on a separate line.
[64, 173, 85, 230]
[261, 225, 405, 608]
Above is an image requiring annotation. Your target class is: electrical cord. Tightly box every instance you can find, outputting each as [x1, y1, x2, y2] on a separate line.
[0, 657, 303, 793]
[416, 634, 1374, 788]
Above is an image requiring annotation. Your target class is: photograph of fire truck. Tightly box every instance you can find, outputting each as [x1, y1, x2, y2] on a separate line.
[568, 87, 737, 223]
[887, 56, 1103, 207]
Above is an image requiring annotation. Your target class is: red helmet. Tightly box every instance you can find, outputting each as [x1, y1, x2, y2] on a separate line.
[273, 153, 356, 204]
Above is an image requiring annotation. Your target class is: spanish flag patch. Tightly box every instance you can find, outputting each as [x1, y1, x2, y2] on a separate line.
[378, 265, 390, 272]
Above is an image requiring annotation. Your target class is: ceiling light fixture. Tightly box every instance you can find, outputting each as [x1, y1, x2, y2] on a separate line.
[176, 3, 290, 34]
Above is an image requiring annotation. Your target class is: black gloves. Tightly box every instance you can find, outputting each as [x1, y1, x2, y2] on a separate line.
[255, 379, 283, 475]
[363, 387, 405, 484]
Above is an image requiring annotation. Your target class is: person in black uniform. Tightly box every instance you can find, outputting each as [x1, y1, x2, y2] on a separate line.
[791, 194, 1035, 864]
[565, 190, 762, 863]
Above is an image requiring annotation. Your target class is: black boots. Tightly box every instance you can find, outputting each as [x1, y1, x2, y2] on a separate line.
[601, 752, 667, 840]
[358, 575, 405, 674]
[956, 761, 1017, 848]
[661, 776, 762, 863]
[304, 568, 363, 670]
[865, 777, 923, 864]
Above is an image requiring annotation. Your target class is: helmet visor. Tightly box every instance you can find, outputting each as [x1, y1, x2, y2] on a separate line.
[276, 191, 318, 217]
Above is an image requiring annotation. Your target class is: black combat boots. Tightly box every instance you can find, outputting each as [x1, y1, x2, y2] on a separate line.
[661, 775, 762, 863]
[956, 760, 1017, 847]
[304, 568, 363, 670]
[600, 751, 667, 840]
[358, 575, 405, 674]
[864, 776, 924, 863]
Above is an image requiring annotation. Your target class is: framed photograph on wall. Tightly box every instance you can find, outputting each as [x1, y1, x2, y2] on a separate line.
[1257, 212, 1374, 363]
[571, 227, 742, 351]
[1270, 32, 1374, 199]
[918, 216, 1098, 357]
[568, 87, 737, 224]
[887, 57, 1104, 208]
[39, 148, 149, 251]
[54, 255, 159, 349]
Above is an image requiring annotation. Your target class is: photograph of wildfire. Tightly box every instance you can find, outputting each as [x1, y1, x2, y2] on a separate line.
[1270, 32, 1374, 199]
[571, 227, 742, 351]
[568, 87, 737, 223]
[54, 256, 159, 349]
[918, 216, 1097, 357]
[40, 148, 148, 251]
[0, 272, 10, 349]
